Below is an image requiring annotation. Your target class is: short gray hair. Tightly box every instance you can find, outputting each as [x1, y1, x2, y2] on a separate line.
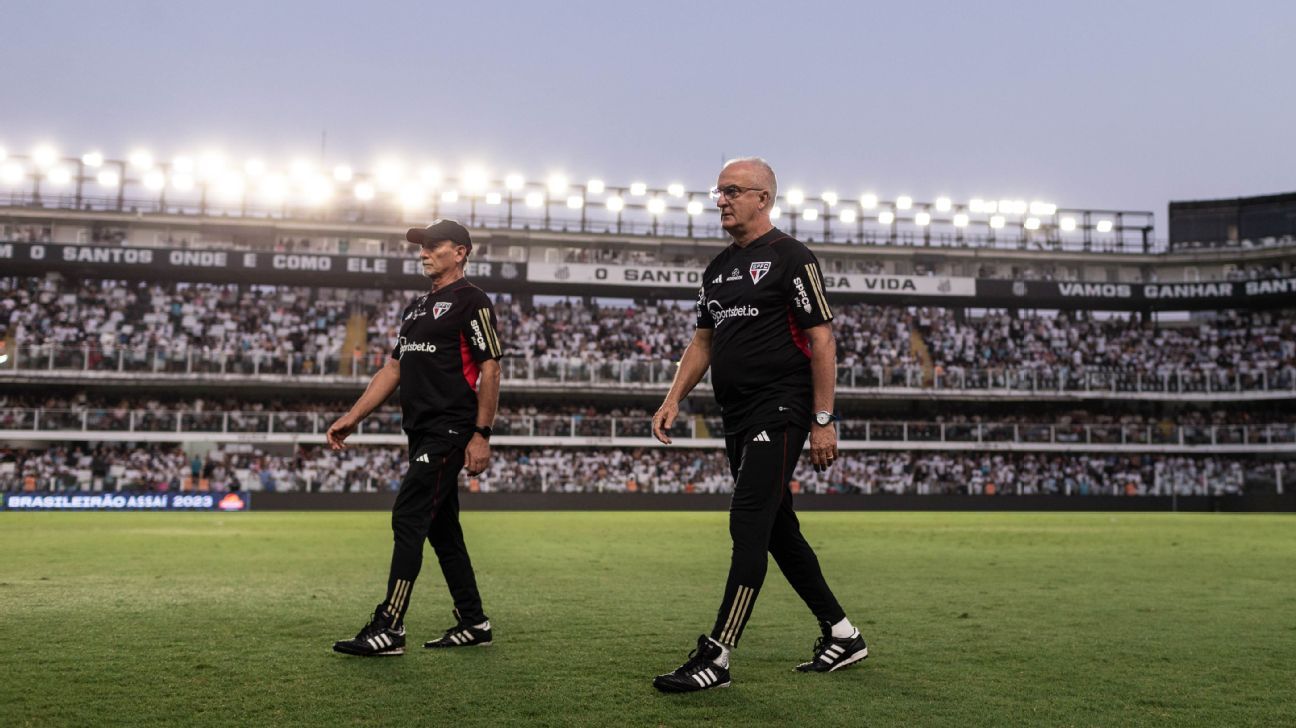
[722, 157, 777, 202]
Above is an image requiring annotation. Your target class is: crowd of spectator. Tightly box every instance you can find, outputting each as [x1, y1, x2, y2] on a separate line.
[2, 444, 1285, 497]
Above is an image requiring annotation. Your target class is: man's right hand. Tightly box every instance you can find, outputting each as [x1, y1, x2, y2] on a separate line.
[326, 415, 358, 450]
[651, 400, 679, 445]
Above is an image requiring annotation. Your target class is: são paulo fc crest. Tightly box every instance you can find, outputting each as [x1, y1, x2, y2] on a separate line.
[749, 261, 771, 284]
[432, 301, 452, 319]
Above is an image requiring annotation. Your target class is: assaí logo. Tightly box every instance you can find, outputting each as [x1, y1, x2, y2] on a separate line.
[399, 336, 438, 355]
[707, 300, 760, 326]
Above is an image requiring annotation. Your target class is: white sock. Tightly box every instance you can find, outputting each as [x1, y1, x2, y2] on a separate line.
[707, 636, 732, 668]
[829, 617, 856, 639]
[474, 620, 490, 630]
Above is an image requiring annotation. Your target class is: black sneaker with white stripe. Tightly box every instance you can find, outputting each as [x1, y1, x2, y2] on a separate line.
[423, 612, 492, 648]
[653, 635, 732, 693]
[795, 626, 868, 672]
[332, 605, 406, 657]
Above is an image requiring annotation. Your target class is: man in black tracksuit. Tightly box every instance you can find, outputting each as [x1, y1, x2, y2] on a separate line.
[329, 219, 503, 656]
[651, 158, 868, 692]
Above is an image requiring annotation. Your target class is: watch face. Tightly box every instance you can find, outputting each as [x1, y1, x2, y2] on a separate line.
[816, 412, 832, 426]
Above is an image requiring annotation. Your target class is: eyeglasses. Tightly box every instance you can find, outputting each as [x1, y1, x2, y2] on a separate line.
[708, 185, 765, 201]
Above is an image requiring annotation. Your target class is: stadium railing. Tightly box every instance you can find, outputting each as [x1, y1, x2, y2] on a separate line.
[4, 409, 1294, 454]
[4, 344, 1294, 398]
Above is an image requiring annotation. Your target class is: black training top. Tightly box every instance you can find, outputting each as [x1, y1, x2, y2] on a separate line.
[695, 227, 833, 435]
[391, 278, 502, 441]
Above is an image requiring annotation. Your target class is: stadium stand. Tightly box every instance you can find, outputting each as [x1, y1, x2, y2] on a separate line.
[3, 176, 1295, 502]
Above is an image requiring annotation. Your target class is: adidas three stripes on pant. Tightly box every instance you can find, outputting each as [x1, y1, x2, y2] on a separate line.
[710, 424, 846, 647]
[383, 435, 486, 626]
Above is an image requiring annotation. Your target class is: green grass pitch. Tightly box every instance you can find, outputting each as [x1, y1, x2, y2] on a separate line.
[1, 511, 1293, 727]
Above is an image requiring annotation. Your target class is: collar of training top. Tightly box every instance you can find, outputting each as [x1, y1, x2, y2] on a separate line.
[734, 227, 790, 251]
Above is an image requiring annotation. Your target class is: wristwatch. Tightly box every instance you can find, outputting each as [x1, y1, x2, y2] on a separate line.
[814, 411, 838, 427]
[473, 425, 493, 440]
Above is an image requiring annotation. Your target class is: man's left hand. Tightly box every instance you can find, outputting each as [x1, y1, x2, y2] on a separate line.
[466, 435, 491, 476]
[809, 425, 838, 472]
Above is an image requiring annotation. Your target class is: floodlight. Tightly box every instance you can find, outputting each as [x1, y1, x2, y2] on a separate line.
[802, 208, 818, 221]
[143, 170, 166, 191]
[1024, 217, 1041, 230]
[46, 167, 73, 186]
[586, 179, 605, 195]
[566, 195, 583, 209]
[769, 206, 781, 220]
[647, 198, 667, 215]
[878, 210, 895, 225]
[440, 189, 459, 203]
[915, 211, 931, 226]
[505, 173, 525, 191]
[376, 160, 405, 190]
[968, 199, 985, 213]
[400, 184, 426, 209]
[896, 195, 912, 210]
[290, 158, 315, 180]
[129, 150, 154, 170]
[935, 197, 952, 213]
[1060, 217, 1077, 232]
[983, 201, 998, 214]
[667, 183, 685, 198]
[786, 188, 805, 206]
[953, 213, 969, 228]
[216, 173, 245, 201]
[859, 193, 878, 209]
[547, 174, 568, 195]
[485, 191, 503, 205]
[524, 191, 544, 208]
[1029, 201, 1056, 216]
[1, 162, 25, 185]
[822, 191, 838, 206]
[462, 166, 488, 193]
[198, 152, 226, 180]
[839, 208, 857, 224]
[1096, 219, 1113, 233]
[999, 199, 1024, 215]
[686, 200, 704, 215]
[96, 169, 120, 187]
[260, 175, 288, 202]
[172, 173, 195, 191]
[333, 165, 354, 183]
[354, 181, 376, 201]
[32, 145, 58, 169]
[244, 159, 267, 177]
[82, 152, 104, 168]
[304, 176, 333, 205]
[172, 156, 195, 174]
[420, 166, 443, 187]
[629, 182, 647, 196]
[989, 215, 1005, 229]
[606, 195, 625, 212]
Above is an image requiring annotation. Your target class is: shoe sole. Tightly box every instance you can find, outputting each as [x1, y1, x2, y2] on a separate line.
[653, 680, 731, 694]
[332, 647, 405, 657]
[796, 646, 868, 673]
[423, 641, 492, 649]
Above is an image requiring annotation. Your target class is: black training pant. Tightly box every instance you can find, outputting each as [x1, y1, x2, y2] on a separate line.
[383, 436, 486, 626]
[709, 424, 845, 647]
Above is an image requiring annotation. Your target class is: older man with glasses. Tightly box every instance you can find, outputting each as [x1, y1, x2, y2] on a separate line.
[650, 158, 867, 692]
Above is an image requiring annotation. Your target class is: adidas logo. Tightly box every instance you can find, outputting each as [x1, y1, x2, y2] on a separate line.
[752, 430, 771, 442]
[414, 453, 430, 463]
[711, 274, 724, 284]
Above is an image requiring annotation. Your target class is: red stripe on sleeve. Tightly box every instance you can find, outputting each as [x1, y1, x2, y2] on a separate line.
[460, 332, 481, 391]
[787, 306, 811, 359]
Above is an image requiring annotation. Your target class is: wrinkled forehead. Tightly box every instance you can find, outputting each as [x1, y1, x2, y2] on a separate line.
[716, 162, 763, 188]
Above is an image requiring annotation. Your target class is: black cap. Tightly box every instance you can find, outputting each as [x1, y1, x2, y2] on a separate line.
[406, 219, 472, 253]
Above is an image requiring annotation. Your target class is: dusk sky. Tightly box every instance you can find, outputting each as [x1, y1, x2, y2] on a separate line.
[3, 0, 1292, 233]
